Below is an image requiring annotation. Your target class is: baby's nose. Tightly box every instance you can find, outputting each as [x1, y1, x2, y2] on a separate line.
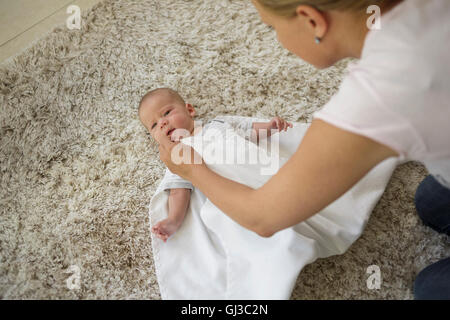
[160, 118, 168, 128]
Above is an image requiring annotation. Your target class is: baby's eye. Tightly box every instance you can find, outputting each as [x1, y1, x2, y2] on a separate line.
[151, 123, 156, 130]
[164, 110, 170, 116]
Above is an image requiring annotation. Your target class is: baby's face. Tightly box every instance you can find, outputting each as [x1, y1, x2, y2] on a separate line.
[139, 93, 195, 143]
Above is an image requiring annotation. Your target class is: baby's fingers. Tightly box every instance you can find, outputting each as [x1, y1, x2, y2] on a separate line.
[285, 121, 292, 131]
[283, 121, 293, 131]
[274, 117, 282, 130]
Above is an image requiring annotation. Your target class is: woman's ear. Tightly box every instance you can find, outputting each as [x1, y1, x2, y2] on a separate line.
[295, 5, 328, 39]
[186, 103, 195, 117]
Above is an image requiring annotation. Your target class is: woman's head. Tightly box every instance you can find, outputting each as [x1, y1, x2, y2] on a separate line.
[252, 0, 400, 68]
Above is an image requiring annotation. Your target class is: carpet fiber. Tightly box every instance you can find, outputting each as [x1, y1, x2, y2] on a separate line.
[1, 0, 448, 299]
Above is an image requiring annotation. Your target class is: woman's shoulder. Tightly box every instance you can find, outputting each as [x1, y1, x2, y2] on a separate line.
[363, 0, 450, 59]
[355, 0, 450, 104]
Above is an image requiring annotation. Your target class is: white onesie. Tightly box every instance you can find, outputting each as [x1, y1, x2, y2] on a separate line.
[159, 116, 255, 192]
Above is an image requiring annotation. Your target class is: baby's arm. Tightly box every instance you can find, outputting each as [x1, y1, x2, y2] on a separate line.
[152, 188, 191, 242]
[251, 117, 293, 144]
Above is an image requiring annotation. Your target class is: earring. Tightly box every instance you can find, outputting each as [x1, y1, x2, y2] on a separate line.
[315, 36, 321, 44]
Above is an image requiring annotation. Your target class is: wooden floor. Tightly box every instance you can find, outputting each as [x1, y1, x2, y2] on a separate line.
[0, 0, 103, 64]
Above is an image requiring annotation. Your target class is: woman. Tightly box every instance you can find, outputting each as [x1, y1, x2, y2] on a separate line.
[157, 0, 450, 299]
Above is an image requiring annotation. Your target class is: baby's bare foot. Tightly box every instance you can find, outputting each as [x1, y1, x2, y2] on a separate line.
[151, 218, 181, 242]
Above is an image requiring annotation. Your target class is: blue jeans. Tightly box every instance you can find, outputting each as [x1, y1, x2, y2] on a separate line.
[413, 175, 450, 300]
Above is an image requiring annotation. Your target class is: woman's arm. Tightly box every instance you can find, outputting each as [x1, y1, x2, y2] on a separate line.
[158, 119, 398, 237]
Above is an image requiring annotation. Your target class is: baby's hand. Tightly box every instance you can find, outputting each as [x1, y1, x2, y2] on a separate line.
[269, 116, 293, 132]
[151, 218, 181, 242]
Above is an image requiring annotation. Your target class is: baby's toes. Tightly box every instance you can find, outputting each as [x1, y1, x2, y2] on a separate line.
[151, 225, 160, 234]
[155, 231, 166, 241]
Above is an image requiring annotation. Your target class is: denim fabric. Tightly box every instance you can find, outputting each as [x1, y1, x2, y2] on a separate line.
[414, 175, 450, 236]
[413, 175, 450, 300]
[414, 257, 450, 300]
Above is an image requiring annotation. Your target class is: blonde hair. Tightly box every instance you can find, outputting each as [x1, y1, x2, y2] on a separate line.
[256, 0, 389, 16]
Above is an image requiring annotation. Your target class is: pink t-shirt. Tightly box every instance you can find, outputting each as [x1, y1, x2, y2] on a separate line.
[313, 0, 450, 188]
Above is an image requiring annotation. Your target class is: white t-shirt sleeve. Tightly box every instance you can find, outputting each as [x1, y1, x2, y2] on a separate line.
[160, 168, 193, 192]
[313, 64, 417, 161]
[214, 115, 255, 140]
[313, 0, 450, 168]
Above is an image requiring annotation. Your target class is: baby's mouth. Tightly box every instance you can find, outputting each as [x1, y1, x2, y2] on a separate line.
[167, 128, 175, 137]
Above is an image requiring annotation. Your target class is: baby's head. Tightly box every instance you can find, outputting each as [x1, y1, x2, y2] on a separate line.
[138, 88, 195, 143]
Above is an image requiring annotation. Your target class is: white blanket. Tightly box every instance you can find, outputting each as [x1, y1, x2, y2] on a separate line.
[148, 120, 399, 299]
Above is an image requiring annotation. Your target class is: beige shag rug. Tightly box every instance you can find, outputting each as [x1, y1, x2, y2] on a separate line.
[1, 0, 449, 300]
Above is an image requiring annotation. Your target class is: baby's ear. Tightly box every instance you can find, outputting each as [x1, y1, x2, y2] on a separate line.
[186, 103, 195, 117]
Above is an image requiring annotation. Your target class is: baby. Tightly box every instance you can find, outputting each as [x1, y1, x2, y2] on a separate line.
[138, 88, 292, 242]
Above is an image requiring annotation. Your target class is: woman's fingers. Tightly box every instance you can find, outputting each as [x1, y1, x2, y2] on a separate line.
[158, 130, 176, 148]
[157, 131, 178, 163]
[156, 131, 204, 179]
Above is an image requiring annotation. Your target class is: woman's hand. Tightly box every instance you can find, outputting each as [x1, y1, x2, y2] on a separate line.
[156, 129, 205, 180]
